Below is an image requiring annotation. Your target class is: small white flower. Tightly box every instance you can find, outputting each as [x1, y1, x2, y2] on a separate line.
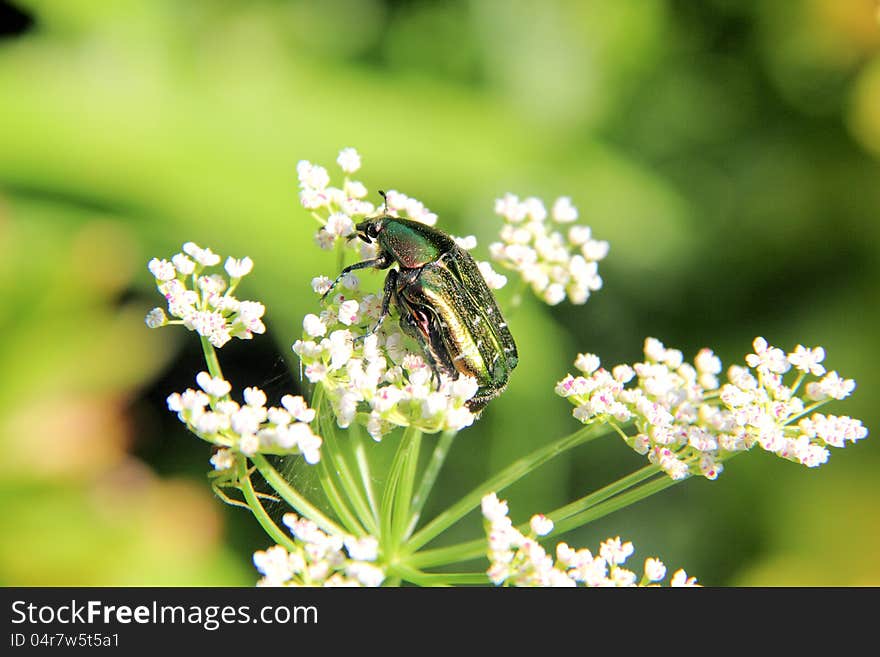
[243, 386, 267, 408]
[644, 337, 667, 363]
[196, 371, 232, 398]
[297, 160, 330, 190]
[787, 344, 824, 375]
[670, 569, 699, 587]
[814, 371, 855, 400]
[210, 448, 235, 471]
[523, 197, 547, 222]
[303, 313, 327, 338]
[281, 395, 317, 423]
[495, 193, 527, 223]
[542, 283, 566, 305]
[574, 353, 601, 374]
[551, 197, 578, 223]
[172, 253, 196, 275]
[530, 514, 554, 536]
[311, 276, 333, 295]
[568, 225, 592, 245]
[599, 537, 634, 566]
[225, 256, 254, 278]
[481, 493, 509, 524]
[644, 558, 666, 582]
[314, 229, 335, 250]
[344, 536, 379, 562]
[148, 258, 176, 281]
[454, 235, 478, 250]
[336, 147, 361, 174]
[183, 242, 221, 267]
[145, 307, 167, 328]
[239, 433, 259, 456]
[477, 261, 507, 290]
[326, 212, 355, 238]
[337, 299, 359, 326]
[746, 337, 790, 374]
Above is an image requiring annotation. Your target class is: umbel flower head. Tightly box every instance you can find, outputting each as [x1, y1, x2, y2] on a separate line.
[167, 372, 322, 465]
[146, 242, 265, 348]
[254, 513, 384, 587]
[556, 337, 868, 480]
[490, 194, 608, 306]
[481, 493, 698, 587]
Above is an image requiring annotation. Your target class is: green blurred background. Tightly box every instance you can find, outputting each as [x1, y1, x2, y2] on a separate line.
[1, 0, 878, 586]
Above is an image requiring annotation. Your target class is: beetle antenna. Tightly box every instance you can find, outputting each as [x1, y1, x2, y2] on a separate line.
[378, 189, 388, 214]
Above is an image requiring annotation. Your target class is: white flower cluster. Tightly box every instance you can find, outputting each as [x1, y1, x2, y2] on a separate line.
[481, 493, 699, 587]
[146, 242, 265, 348]
[294, 275, 479, 440]
[489, 194, 608, 305]
[253, 513, 384, 587]
[556, 337, 868, 480]
[297, 147, 437, 255]
[167, 372, 322, 465]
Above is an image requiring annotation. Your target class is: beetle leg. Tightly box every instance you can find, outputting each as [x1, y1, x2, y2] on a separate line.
[321, 252, 393, 301]
[354, 268, 398, 342]
[397, 309, 454, 387]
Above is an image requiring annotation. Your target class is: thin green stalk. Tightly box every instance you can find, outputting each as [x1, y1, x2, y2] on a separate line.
[551, 474, 676, 535]
[407, 538, 485, 569]
[251, 453, 344, 535]
[407, 464, 661, 569]
[336, 234, 346, 273]
[405, 430, 456, 539]
[349, 422, 380, 525]
[381, 426, 419, 555]
[237, 459, 296, 551]
[304, 384, 366, 536]
[404, 423, 606, 554]
[392, 428, 422, 544]
[546, 464, 660, 527]
[308, 383, 371, 535]
[320, 416, 379, 535]
[317, 457, 367, 536]
[392, 563, 486, 586]
[200, 336, 224, 380]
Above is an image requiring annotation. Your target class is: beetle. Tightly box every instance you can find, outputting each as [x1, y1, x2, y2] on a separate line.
[322, 195, 517, 411]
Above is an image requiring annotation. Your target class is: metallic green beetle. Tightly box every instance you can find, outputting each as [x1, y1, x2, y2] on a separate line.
[323, 207, 518, 412]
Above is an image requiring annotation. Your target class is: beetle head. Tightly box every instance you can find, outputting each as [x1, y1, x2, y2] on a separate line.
[352, 217, 386, 244]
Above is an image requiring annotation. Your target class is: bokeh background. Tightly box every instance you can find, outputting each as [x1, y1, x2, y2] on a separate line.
[1, 0, 878, 586]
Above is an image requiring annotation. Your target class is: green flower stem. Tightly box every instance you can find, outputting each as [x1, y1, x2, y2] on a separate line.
[308, 384, 369, 534]
[391, 563, 486, 586]
[545, 464, 661, 527]
[237, 459, 296, 551]
[200, 336, 224, 380]
[550, 474, 676, 536]
[392, 428, 422, 544]
[320, 415, 378, 535]
[250, 453, 344, 536]
[786, 399, 830, 426]
[407, 539, 484, 570]
[316, 457, 367, 536]
[407, 463, 662, 569]
[404, 430, 456, 539]
[349, 422, 380, 525]
[404, 423, 606, 555]
[381, 426, 420, 556]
